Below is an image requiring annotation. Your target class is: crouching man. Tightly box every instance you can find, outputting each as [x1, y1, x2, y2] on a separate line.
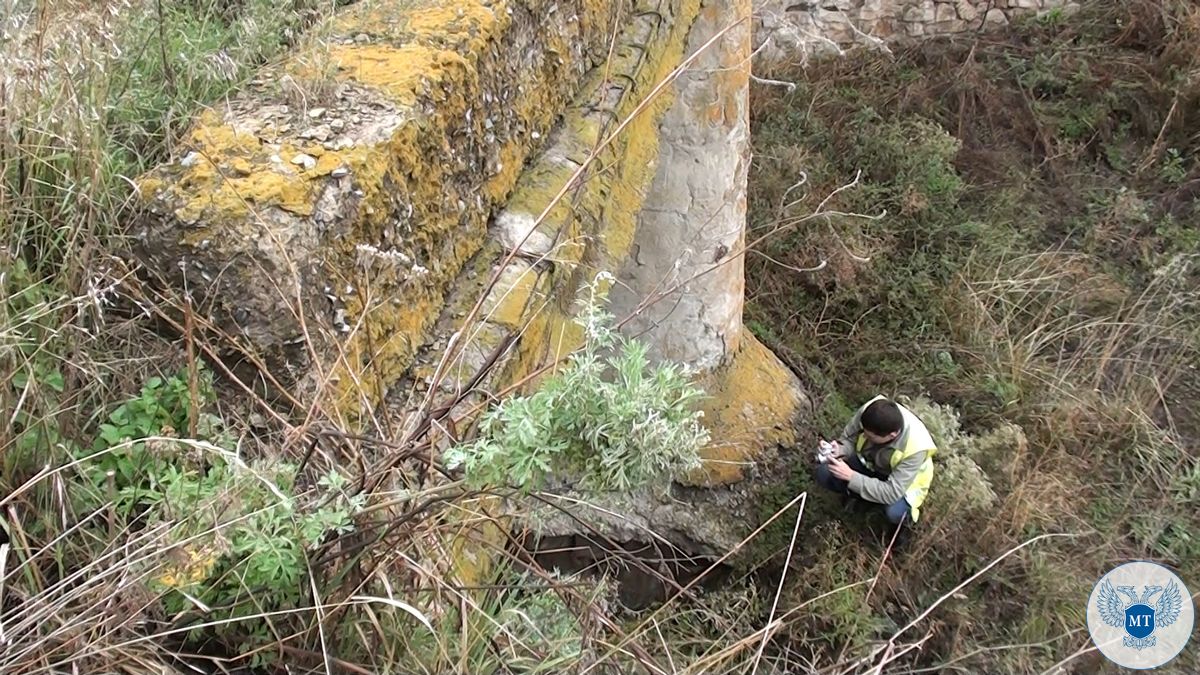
[815, 396, 936, 546]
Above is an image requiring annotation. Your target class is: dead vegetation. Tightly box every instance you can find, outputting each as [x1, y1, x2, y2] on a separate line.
[2, 0, 1198, 673]
[746, 0, 1199, 671]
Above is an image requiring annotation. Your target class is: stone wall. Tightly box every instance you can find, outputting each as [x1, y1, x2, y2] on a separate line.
[754, 0, 1079, 62]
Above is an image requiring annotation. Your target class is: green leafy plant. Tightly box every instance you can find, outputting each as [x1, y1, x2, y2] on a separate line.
[73, 367, 363, 660]
[148, 458, 362, 614]
[80, 371, 361, 655]
[446, 274, 708, 492]
[1037, 6, 1067, 28]
[493, 579, 588, 672]
[84, 366, 227, 515]
[1159, 147, 1188, 184]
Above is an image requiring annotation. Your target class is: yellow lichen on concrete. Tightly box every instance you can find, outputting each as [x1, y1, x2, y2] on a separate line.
[471, 0, 706, 403]
[495, 116, 600, 262]
[484, 141, 532, 203]
[482, 263, 539, 329]
[498, 305, 585, 391]
[682, 335, 803, 487]
[316, 0, 705, 419]
[324, 44, 470, 106]
[599, 108, 662, 261]
[484, 0, 706, 307]
[135, 0, 627, 424]
[702, 0, 750, 129]
[329, 0, 508, 47]
[445, 495, 509, 586]
[364, 0, 788, 578]
[405, 0, 507, 52]
[155, 543, 221, 590]
[190, 117, 261, 155]
[299, 0, 620, 410]
[142, 118, 405, 256]
[136, 112, 316, 224]
[327, 287, 440, 413]
[598, 0, 703, 265]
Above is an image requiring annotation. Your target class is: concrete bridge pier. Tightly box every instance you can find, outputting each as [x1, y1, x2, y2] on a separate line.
[609, 0, 751, 374]
[607, 0, 808, 496]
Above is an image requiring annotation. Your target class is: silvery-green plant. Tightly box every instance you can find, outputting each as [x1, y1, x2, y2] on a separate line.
[446, 274, 708, 492]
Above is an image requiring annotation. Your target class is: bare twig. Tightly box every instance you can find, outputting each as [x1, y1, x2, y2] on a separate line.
[848, 533, 1078, 674]
[750, 493, 806, 674]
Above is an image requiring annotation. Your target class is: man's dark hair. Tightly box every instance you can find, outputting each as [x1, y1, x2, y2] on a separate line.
[861, 399, 903, 435]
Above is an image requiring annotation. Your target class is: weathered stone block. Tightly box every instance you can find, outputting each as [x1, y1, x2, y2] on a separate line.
[932, 18, 967, 32]
[858, 0, 885, 20]
[858, 7, 883, 21]
[872, 17, 898, 37]
[955, 0, 979, 21]
[901, 1, 937, 24]
[133, 0, 628, 412]
[751, 0, 1033, 62]
[984, 7, 1009, 24]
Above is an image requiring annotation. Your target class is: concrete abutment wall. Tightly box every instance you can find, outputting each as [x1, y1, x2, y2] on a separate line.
[135, 0, 629, 413]
[134, 0, 813, 558]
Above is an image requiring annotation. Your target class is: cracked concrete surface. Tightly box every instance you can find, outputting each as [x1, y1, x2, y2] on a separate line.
[609, 0, 751, 374]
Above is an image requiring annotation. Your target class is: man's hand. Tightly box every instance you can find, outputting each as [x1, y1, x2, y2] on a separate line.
[828, 457, 856, 481]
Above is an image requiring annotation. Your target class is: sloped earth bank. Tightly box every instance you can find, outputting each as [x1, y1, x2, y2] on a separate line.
[738, 1, 1199, 671]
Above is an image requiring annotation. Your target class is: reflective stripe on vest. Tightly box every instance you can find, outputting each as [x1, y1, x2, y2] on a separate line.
[855, 406, 937, 522]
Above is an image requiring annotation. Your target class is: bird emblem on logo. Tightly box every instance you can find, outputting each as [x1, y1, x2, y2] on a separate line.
[1096, 579, 1185, 650]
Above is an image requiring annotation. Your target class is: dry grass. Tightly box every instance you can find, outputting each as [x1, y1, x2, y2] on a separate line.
[0, 1, 791, 671]
[947, 251, 1197, 414]
[4, 0, 1198, 672]
[743, 0, 1200, 671]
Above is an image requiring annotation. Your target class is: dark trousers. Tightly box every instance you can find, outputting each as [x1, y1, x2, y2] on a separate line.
[815, 454, 911, 525]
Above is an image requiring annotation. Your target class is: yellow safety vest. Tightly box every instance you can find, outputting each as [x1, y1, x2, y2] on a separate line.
[854, 403, 936, 522]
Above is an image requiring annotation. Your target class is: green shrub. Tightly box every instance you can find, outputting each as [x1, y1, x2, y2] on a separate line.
[899, 396, 999, 514]
[1159, 147, 1188, 184]
[63, 367, 363, 659]
[445, 275, 708, 492]
[85, 367, 228, 514]
[147, 456, 362, 656]
[851, 115, 964, 215]
[493, 581, 587, 672]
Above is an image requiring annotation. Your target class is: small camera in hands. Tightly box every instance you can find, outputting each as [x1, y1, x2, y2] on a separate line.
[816, 439, 839, 464]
